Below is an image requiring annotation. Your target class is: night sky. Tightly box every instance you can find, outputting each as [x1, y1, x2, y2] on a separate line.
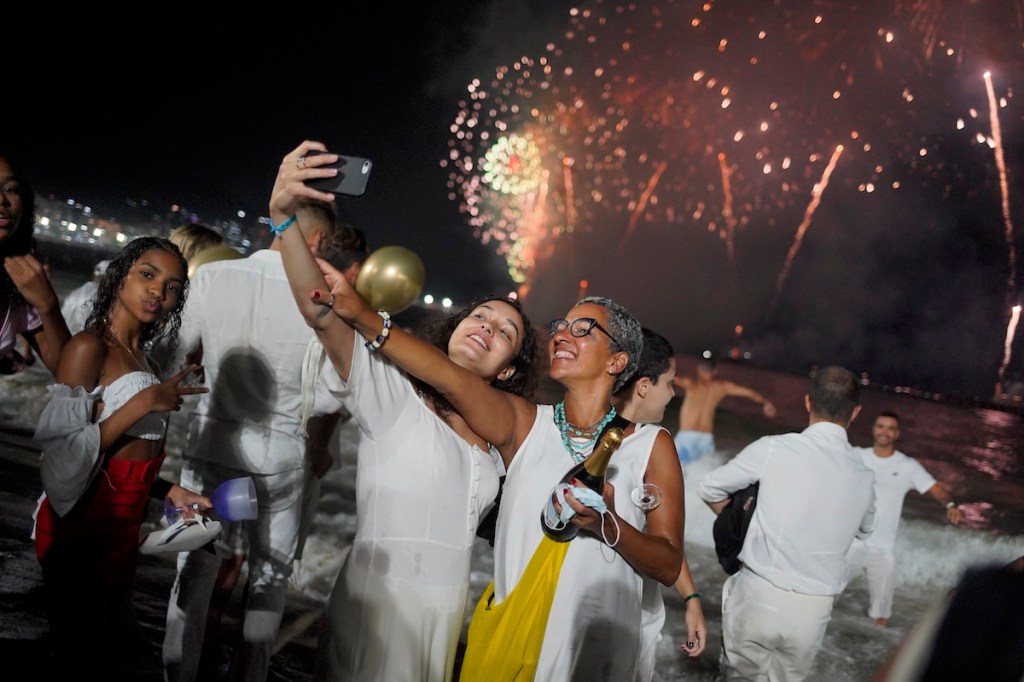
[11, 1, 1024, 398]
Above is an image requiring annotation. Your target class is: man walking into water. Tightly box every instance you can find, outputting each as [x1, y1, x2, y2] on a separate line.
[846, 411, 963, 627]
[673, 354, 776, 464]
[698, 366, 876, 681]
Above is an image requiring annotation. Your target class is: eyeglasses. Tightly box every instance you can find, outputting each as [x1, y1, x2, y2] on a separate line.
[549, 317, 622, 348]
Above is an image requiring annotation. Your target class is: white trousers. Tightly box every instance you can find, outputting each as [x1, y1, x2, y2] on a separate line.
[720, 569, 834, 682]
[162, 459, 308, 682]
[846, 540, 897, 620]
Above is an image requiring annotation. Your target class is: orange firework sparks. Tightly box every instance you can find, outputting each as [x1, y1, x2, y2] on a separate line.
[999, 305, 1022, 386]
[773, 145, 845, 306]
[563, 157, 576, 230]
[718, 151, 737, 265]
[983, 71, 1018, 307]
[619, 160, 668, 252]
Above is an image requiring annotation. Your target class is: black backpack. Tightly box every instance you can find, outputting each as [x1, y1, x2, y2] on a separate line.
[712, 482, 759, 575]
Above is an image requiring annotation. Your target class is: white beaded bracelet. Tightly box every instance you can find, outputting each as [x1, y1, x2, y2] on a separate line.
[365, 311, 392, 351]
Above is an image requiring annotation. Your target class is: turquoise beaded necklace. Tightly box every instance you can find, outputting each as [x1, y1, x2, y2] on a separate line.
[553, 401, 617, 463]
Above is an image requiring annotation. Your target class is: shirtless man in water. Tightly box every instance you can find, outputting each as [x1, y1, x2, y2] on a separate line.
[672, 355, 776, 465]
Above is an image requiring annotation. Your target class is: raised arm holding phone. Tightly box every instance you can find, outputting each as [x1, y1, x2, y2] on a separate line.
[270, 140, 544, 681]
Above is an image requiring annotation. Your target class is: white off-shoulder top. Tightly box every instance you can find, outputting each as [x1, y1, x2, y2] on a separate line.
[33, 371, 168, 517]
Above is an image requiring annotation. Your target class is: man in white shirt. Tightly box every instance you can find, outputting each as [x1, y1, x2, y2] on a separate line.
[698, 366, 876, 682]
[59, 258, 108, 335]
[162, 201, 356, 682]
[847, 411, 963, 626]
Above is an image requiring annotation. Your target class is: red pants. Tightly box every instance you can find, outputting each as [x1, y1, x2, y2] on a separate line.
[35, 453, 165, 676]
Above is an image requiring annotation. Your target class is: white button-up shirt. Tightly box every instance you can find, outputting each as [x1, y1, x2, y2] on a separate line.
[699, 421, 877, 596]
[176, 250, 313, 474]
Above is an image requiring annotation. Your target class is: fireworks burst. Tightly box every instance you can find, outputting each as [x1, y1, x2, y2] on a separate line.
[444, 0, 1022, 312]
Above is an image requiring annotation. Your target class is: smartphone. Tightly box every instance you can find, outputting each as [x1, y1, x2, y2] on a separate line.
[303, 150, 373, 197]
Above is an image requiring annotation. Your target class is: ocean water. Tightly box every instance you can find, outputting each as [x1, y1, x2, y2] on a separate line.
[3, 266, 1023, 681]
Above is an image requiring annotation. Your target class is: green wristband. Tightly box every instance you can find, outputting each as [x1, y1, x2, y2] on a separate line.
[683, 591, 702, 604]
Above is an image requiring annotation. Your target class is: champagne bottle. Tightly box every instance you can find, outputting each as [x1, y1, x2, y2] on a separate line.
[541, 415, 629, 541]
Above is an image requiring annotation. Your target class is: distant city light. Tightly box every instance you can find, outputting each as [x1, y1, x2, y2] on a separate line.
[423, 294, 435, 304]
[442, 297, 453, 308]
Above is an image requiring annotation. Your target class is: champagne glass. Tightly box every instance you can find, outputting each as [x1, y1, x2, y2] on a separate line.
[631, 483, 664, 511]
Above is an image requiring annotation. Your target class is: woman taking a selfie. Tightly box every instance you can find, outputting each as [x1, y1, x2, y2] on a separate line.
[269, 141, 542, 682]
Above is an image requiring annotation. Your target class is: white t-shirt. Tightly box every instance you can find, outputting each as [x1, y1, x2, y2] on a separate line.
[856, 447, 936, 549]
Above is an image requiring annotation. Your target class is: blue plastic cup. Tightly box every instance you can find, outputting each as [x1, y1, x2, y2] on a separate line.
[211, 476, 259, 522]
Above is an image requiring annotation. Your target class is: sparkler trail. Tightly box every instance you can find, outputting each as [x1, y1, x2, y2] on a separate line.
[563, 158, 577, 231]
[718, 152, 737, 266]
[619, 161, 668, 253]
[999, 305, 1021, 389]
[983, 71, 1018, 306]
[772, 145, 845, 308]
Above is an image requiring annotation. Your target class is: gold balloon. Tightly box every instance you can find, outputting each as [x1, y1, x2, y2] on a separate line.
[355, 246, 425, 314]
[187, 245, 244, 279]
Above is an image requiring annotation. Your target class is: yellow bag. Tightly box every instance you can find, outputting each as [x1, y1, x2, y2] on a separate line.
[459, 537, 570, 681]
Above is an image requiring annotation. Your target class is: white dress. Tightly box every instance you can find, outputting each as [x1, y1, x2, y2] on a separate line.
[491, 405, 660, 681]
[312, 336, 503, 682]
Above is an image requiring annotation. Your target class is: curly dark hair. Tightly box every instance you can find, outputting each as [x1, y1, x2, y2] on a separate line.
[85, 237, 190, 354]
[0, 152, 37, 301]
[412, 295, 541, 423]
